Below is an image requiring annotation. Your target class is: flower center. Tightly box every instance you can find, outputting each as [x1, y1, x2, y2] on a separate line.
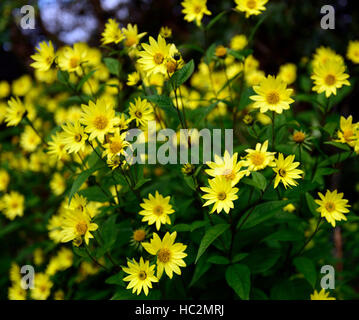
[247, 0, 257, 9]
[325, 74, 336, 86]
[343, 129, 353, 142]
[266, 91, 280, 105]
[133, 229, 146, 242]
[157, 248, 171, 263]
[76, 222, 88, 235]
[293, 131, 306, 143]
[138, 271, 147, 280]
[217, 192, 227, 201]
[74, 134, 82, 142]
[154, 53, 164, 65]
[125, 37, 137, 47]
[223, 169, 235, 181]
[69, 57, 79, 69]
[166, 60, 177, 73]
[251, 152, 265, 166]
[135, 111, 142, 118]
[110, 141, 123, 154]
[153, 205, 164, 216]
[11, 202, 19, 209]
[93, 115, 109, 130]
[194, 5, 202, 13]
[278, 169, 287, 177]
[325, 202, 336, 212]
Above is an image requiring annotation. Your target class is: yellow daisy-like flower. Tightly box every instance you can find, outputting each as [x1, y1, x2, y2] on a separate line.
[347, 40, 359, 64]
[30, 41, 56, 71]
[230, 34, 248, 51]
[122, 257, 158, 296]
[159, 26, 172, 38]
[250, 75, 294, 114]
[101, 18, 125, 45]
[272, 153, 303, 189]
[138, 35, 173, 76]
[5, 97, 26, 127]
[0, 80, 10, 98]
[47, 131, 70, 161]
[181, 0, 212, 27]
[242, 140, 276, 171]
[8, 285, 26, 300]
[315, 190, 350, 227]
[139, 191, 175, 230]
[234, 0, 268, 18]
[80, 98, 119, 143]
[205, 150, 248, 186]
[128, 97, 154, 127]
[310, 289, 336, 300]
[127, 71, 141, 87]
[312, 46, 344, 68]
[311, 59, 350, 98]
[60, 208, 98, 245]
[277, 63, 297, 85]
[122, 23, 147, 48]
[58, 43, 87, 74]
[31, 273, 53, 300]
[334, 115, 358, 147]
[0, 191, 25, 220]
[61, 121, 88, 154]
[50, 172, 67, 196]
[142, 231, 187, 279]
[20, 125, 41, 152]
[0, 169, 10, 192]
[102, 129, 130, 160]
[200, 175, 239, 214]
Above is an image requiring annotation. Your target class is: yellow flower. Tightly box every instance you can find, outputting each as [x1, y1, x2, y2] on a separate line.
[272, 154, 303, 189]
[101, 18, 125, 45]
[0, 80, 10, 98]
[242, 140, 275, 171]
[159, 26, 172, 38]
[61, 121, 88, 154]
[31, 273, 53, 300]
[138, 35, 173, 76]
[311, 59, 350, 98]
[245, 69, 265, 86]
[102, 129, 130, 159]
[8, 285, 26, 300]
[277, 63, 297, 85]
[139, 191, 175, 230]
[50, 173, 67, 196]
[315, 190, 350, 227]
[0, 191, 25, 220]
[80, 98, 119, 143]
[127, 71, 141, 86]
[235, 0, 268, 18]
[0, 169, 10, 192]
[47, 131, 70, 161]
[130, 228, 150, 250]
[312, 46, 344, 68]
[33, 248, 44, 266]
[9, 262, 21, 283]
[48, 214, 64, 243]
[128, 97, 154, 127]
[122, 257, 158, 296]
[201, 175, 239, 214]
[205, 150, 248, 186]
[347, 40, 359, 64]
[20, 125, 41, 152]
[215, 45, 227, 58]
[58, 43, 87, 74]
[12, 75, 32, 96]
[30, 41, 56, 71]
[250, 75, 294, 114]
[283, 203, 296, 213]
[60, 208, 98, 245]
[142, 231, 187, 279]
[310, 289, 335, 300]
[230, 34, 248, 51]
[122, 23, 147, 48]
[5, 97, 26, 127]
[334, 115, 358, 146]
[181, 0, 212, 26]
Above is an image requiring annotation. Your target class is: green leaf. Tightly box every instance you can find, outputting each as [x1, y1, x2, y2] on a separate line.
[78, 186, 109, 203]
[205, 10, 228, 30]
[242, 248, 280, 274]
[305, 193, 319, 217]
[204, 43, 216, 65]
[324, 141, 351, 151]
[76, 69, 97, 91]
[312, 167, 339, 184]
[263, 229, 304, 242]
[225, 264, 251, 300]
[101, 215, 119, 251]
[57, 70, 69, 84]
[252, 172, 267, 191]
[104, 57, 120, 77]
[189, 257, 211, 287]
[293, 257, 317, 288]
[146, 94, 178, 117]
[105, 271, 125, 286]
[192, 101, 219, 125]
[195, 223, 230, 263]
[68, 164, 105, 205]
[232, 253, 248, 263]
[134, 178, 151, 190]
[207, 255, 230, 265]
[322, 122, 337, 136]
[169, 60, 195, 89]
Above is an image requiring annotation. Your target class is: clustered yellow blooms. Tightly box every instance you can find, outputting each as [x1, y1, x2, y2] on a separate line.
[334, 116, 359, 154]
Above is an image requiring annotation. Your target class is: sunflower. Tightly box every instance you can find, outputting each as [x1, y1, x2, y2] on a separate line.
[0, 191, 25, 220]
[122, 23, 147, 48]
[142, 231, 187, 279]
[272, 154, 303, 189]
[5, 97, 26, 127]
[138, 35, 173, 76]
[334, 115, 358, 147]
[80, 98, 119, 143]
[102, 129, 130, 159]
[205, 150, 248, 186]
[234, 0, 268, 18]
[61, 121, 88, 154]
[242, 140, 276, 172]
[310, 289, 335, 300]
[139, 191, 175, 230]
[347, 40, 359, 64]
[60, 208, 98, 245]
[101, 18, 125, 45]
[122, 257, 158, 296]
[181, 0, 212, 27]
[315, 190, 350, 227]
[30, 41, 56, 71]
[128, 97, 154, 127]
[311, 59, 350, 98]
[200, 175, 239, 214]
[250, 75, 294, 114]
